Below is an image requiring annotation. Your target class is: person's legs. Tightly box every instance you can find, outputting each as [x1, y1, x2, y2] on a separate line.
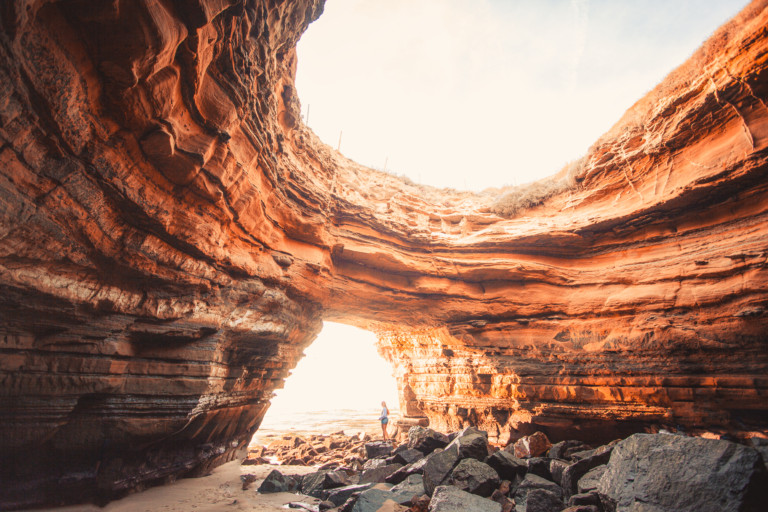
[381, 420, 388, 440]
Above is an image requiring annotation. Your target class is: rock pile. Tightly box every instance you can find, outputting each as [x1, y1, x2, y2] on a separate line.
[245, 432, 371, 468]
[250, 427, 768, 512]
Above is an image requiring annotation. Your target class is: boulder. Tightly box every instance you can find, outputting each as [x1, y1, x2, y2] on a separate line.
[748, 437, 768, 471]
[445, 429, 490, 461]
[486, 450, 528, 481]
[575, 465, 605, 494]
[521, 488, 565, 512]
[597, 433, 768, 512]
[449, 458, 501, 497]
[326, 483, 376, 507]
[560, 442, 615, 498]
[408, 427, 450, 454]
[365, 441, 394, 459]
[390, 448, 426, 466]
[351, 487, 404, 512]
[548, 441, 592, 461]
[548, 459, 571, 486]
[301, 470, 352, 497]
[428, 485, 502, 512]
[567, 492, 600, 507]
[257, 469, 300, 493]
[389, 474, 425, 503]
[423, 444, 461, 496]
[385, 455, 431, 485]
[514, 474, 564, 508]
[527, 458, 552, 481]
[512, 432, 552, 459]
[561, 506, 598, 512]
[360, 463, 404, 484]
[364, 458, 389, 470]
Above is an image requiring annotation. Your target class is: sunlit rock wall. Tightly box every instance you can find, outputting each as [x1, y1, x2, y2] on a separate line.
[1, 0, 768, 507]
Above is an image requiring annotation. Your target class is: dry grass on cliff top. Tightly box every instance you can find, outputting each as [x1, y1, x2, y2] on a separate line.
[489, 157, 585, 218]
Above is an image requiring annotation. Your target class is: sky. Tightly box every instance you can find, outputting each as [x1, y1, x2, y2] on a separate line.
[295, 0, 750, 191]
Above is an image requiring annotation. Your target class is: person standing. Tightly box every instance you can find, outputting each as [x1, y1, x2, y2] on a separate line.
[379, 401, 389, 441]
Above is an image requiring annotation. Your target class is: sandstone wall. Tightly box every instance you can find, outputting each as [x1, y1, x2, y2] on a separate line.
[0, 0, 767, 507]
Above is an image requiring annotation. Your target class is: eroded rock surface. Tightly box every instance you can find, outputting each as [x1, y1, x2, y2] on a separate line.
[1, 0, 768, 507]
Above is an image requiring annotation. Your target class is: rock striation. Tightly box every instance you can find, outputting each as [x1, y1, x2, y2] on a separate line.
[1, 0, 768, 507]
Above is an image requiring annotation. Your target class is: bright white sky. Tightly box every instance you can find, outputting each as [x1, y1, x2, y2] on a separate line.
[296, 0, 749, 190]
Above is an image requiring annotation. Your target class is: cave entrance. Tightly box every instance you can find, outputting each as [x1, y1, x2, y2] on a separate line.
[251, 322, 399, 446]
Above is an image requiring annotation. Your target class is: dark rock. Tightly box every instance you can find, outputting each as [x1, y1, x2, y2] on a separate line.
[428, 485, 502, 512]
[549, 459, 571, 486]
[597, 433, 768, 512]
[408, 426, 450, 455]
[241, 473, 258, 490]
[300, 470, 351, 497]
[748, 437, 768, 471]
[390, 448, 425, 466]
[548, 441, 592, 461]
[389, 474, 425, 503]
[385, 455, 431, 485]
[363, 458, 388, 470]
[318, 500, 335, 511]
[567, 492, 600, 507]
[576, 465, 605, 494]
[258, 469, 300, 493]
[360, 463, 403, 484]
[560, 442, 615, 498]
[527, 458, 552, 481]
[486, 450, 528, 481]
[326, 483, 375, 507]
[364, 441, 394, 459]
[449, 458, 501, 497]
[423, 444, 461, 496]
[351, 487, 400, 512]
[338, 491, 363, 512]
[514, 474, 564, 507]
[561, 506, 598, 512]
[523, 488, 565, 512]
[568, 449, 595, 461]
[445, 429, 490, 461]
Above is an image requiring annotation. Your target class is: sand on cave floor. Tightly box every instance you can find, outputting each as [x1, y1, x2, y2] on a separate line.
[32, 462, 320, 512]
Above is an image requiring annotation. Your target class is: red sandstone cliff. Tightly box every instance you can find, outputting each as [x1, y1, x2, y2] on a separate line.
[1, 0, 767, 507]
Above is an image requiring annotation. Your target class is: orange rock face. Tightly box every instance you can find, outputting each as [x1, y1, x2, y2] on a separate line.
[1, 0, 768, 507]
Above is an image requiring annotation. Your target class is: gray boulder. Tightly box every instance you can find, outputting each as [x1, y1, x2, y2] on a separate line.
[257, 469, 299, 493]
[560, 442, 615, 498]
[567, 492, 600, 507]
[446, 431, 490, 461]
[389, 474, 425, 504]
[486, 449, 528, 481]
[390, 448, 425, 466]
[597, 433, 768, 512]
[385, 452, 432, 484]
[325, 483, 375, 507]
[549, 459, 571, 486]
[520, 488, 564, 512]
[449, 458, 500, 497]
[423, 444, 461, 496]
[576, 465, 605, 494]
[300, 470, 352, 497]
[408, 426, 449, 454]
[549, 441, 592, 461]
[514, 474, 564, 508]
[428, 485, 502, 512]
[527, 458, 552, 481]
[351, 487, 400, 512]
[360, 463, 403, 484]
[365, 441, 394, 459]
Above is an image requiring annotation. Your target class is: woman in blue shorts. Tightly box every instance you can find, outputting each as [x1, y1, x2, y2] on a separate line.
[379, 401, 389, 441]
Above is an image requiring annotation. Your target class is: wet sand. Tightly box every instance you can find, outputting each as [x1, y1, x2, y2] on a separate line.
[31, 462, 319, 512]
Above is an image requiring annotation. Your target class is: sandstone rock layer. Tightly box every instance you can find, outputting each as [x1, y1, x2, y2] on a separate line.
[1, 0, 768, 507]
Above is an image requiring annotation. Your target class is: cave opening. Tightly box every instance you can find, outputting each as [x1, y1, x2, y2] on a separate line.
[251, 322, 399, 447]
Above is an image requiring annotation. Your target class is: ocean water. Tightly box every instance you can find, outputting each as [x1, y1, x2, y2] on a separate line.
[250, 407, 399, 446]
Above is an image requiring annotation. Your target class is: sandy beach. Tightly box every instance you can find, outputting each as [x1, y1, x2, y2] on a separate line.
[31, 462, 320, 512]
